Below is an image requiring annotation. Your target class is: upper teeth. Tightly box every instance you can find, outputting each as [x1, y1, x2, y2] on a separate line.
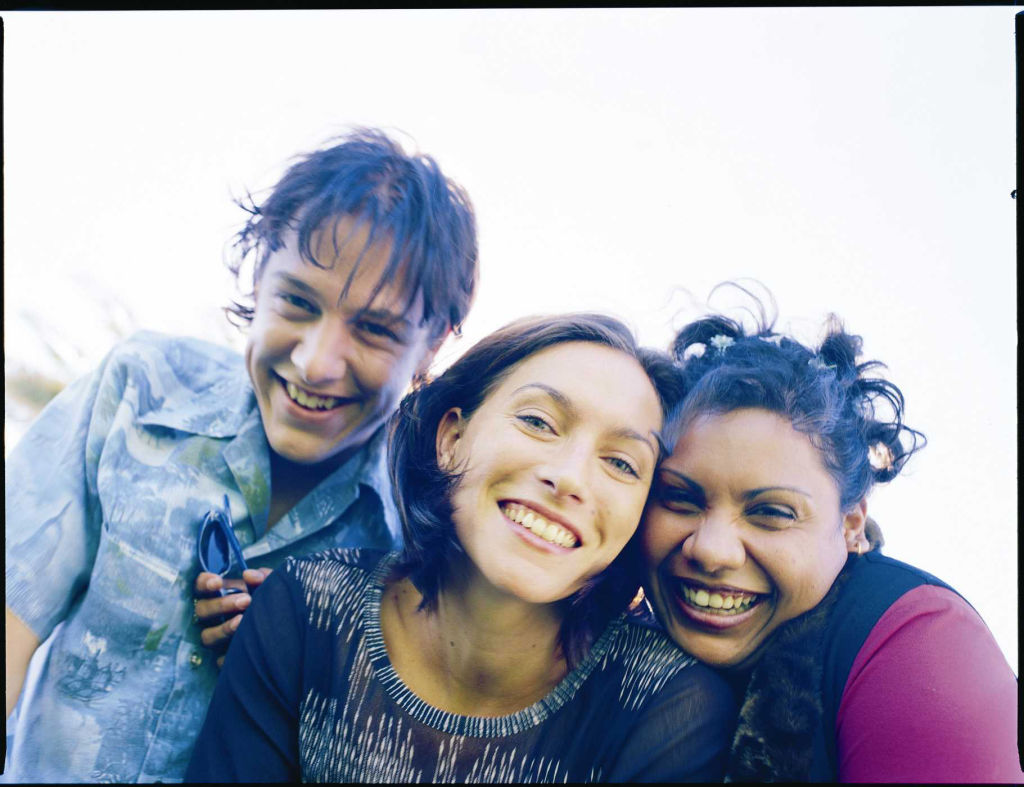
[502, 503, 579, 548]
[681, 584, 758, 613]
[286, 381, 339, 410]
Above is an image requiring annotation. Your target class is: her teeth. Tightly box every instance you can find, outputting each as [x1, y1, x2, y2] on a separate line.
[501, 503, 578, 548]
[681, 584, 757, 614]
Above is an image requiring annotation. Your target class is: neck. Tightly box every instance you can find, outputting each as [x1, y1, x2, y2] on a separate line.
[381, 562, 569, 717]
[266, 447, 355, 528]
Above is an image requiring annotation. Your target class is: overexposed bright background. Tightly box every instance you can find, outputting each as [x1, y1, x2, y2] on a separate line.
[3, 8, 1017, 671]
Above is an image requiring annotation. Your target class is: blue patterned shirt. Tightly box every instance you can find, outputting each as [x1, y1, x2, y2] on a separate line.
[4, 331, 402, 783]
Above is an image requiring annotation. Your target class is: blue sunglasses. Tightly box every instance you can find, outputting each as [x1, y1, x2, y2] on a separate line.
[197, 494, 248, 596]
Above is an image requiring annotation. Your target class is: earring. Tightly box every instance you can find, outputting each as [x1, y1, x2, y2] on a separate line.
[856, 541, 863, 557]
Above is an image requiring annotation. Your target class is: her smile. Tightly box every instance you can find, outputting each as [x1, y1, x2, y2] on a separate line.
[500, 501, 581, 549]
[669, 578, 769, 629]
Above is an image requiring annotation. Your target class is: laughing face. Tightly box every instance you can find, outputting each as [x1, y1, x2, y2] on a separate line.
[641, 408, 866, 670]
[436, 342, 663, 605]
[246, 216, 440, 471]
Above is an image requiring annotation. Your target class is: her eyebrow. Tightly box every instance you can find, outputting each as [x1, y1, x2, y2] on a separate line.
[657, 468, 707, 503]
[742, 486, 813, 500]
[511, 383, 658, 459]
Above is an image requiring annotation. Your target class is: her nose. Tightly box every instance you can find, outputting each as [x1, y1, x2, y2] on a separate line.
[537, 441, 588, 503]
[291, 319, 350, 386]
[681, 510, 746, 574]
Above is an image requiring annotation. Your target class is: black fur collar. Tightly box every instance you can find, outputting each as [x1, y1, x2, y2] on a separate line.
[724, 564, 855, 782]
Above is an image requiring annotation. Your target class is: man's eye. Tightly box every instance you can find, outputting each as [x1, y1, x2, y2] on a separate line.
[605, 456, 640, 478]
[358, 321, 399, 341]
[517, 414, 554, 433]
[279, 293, 317, 313]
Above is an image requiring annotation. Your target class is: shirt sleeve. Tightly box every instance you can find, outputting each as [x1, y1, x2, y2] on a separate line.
[185, 565, 306, 783]
[5, 354, 119, 640]
[836, 584, 1024, 783]
[604, 662, 737, 783]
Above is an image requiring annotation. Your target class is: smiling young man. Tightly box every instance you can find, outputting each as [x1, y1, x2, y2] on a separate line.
[4, 128, 478, 783]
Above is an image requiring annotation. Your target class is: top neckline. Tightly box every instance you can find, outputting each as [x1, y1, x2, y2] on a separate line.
[360, 552, 625, 738]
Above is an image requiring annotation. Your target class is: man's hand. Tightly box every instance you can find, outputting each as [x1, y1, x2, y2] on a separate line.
[193, 568, 272, 667]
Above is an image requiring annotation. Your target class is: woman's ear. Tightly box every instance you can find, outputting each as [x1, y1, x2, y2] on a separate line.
[842, 499, 869, 554]
[435, 407, 464, 471]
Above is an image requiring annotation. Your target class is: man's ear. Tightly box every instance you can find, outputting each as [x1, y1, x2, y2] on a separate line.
[435, 407, 464, 471]
[842, 499, 869, 554]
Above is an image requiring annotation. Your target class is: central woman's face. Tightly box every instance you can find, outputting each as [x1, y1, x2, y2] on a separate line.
[438, 341, 663, 605]
[641, 408, 863, 670]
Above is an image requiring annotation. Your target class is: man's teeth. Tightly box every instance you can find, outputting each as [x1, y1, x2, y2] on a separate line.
[285, 381, 340, 410]
[680, 584, 759, 614]
[502, 503, 579, 548]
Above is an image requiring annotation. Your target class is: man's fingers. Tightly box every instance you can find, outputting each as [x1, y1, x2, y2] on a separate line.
[193, 592, 251, 623]
[199, 613, 244, 649]
[241, 567, 273, 590]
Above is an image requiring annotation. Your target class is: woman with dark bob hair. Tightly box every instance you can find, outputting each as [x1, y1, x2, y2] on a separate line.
[641, 288, 1022, 782]
[187, 312, 736, 783]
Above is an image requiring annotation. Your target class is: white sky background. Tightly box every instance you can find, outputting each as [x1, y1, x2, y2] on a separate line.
[3, 8, 1017, 672]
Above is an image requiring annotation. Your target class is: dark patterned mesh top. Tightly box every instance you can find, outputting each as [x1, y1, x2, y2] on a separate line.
[185, 549, 736, 783]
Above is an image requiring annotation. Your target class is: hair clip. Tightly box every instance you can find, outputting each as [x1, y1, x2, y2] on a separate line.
[808, 356, 836, 372]
[758, 334, 785, 346]
[868, 442, 895, 472]
[709, 334, 735, 352]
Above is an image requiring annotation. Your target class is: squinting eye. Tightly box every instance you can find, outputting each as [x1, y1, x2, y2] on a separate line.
[747, 504, 797, 524]
[605, 456, 640, 478]
[358, 321, 399, 341]
[656, 485, 701, 513]
[517, 414, 554, 433]
[280, 293, 317, 313]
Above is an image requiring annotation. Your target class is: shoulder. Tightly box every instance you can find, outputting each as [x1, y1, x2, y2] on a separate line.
[99, 331, 252, 433]
[279, 549, 391, 615]
[105, 330, 242, 380]
[606, 617, 731, 710]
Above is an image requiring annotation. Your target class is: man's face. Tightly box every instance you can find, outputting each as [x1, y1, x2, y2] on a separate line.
[246, 216, 441, 470]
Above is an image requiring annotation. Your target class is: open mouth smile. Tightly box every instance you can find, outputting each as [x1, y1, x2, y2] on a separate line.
[278, 375, 353, 412]
[500, 501, 580, 549]
[670, 578, 768, 628]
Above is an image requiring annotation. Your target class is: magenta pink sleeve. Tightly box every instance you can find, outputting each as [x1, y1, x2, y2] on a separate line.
[836, 584, 1022, 783]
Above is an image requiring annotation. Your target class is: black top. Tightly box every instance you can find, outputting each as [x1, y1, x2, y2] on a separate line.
[186, 549, 736, 783]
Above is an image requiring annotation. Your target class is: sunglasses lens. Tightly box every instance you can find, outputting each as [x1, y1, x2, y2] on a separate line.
[199, 519, 231, 575]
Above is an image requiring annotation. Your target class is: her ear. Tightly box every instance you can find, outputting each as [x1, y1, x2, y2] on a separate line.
[842, 499, 869, 555]
[435, 407, 464, 471]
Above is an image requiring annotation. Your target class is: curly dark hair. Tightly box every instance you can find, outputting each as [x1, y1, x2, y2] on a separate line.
[388, 312, 685, 667]
[669, 285, 925, 510]
[226, 127, 477, 341]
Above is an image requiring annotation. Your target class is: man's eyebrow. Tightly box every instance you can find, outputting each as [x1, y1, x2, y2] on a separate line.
[354, 306, 413, 330]
[511, 383, 657, 459]
[270, 272, 320, 299]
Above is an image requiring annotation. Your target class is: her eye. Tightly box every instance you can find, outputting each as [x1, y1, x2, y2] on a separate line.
[517, 414, 554, 433]
[747, 504, 797, 526]
[605, 456, 640, 478]
[656, 484, 702, 513]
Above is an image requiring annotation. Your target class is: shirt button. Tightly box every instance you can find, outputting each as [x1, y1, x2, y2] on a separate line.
[189, 651, 203, 669]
